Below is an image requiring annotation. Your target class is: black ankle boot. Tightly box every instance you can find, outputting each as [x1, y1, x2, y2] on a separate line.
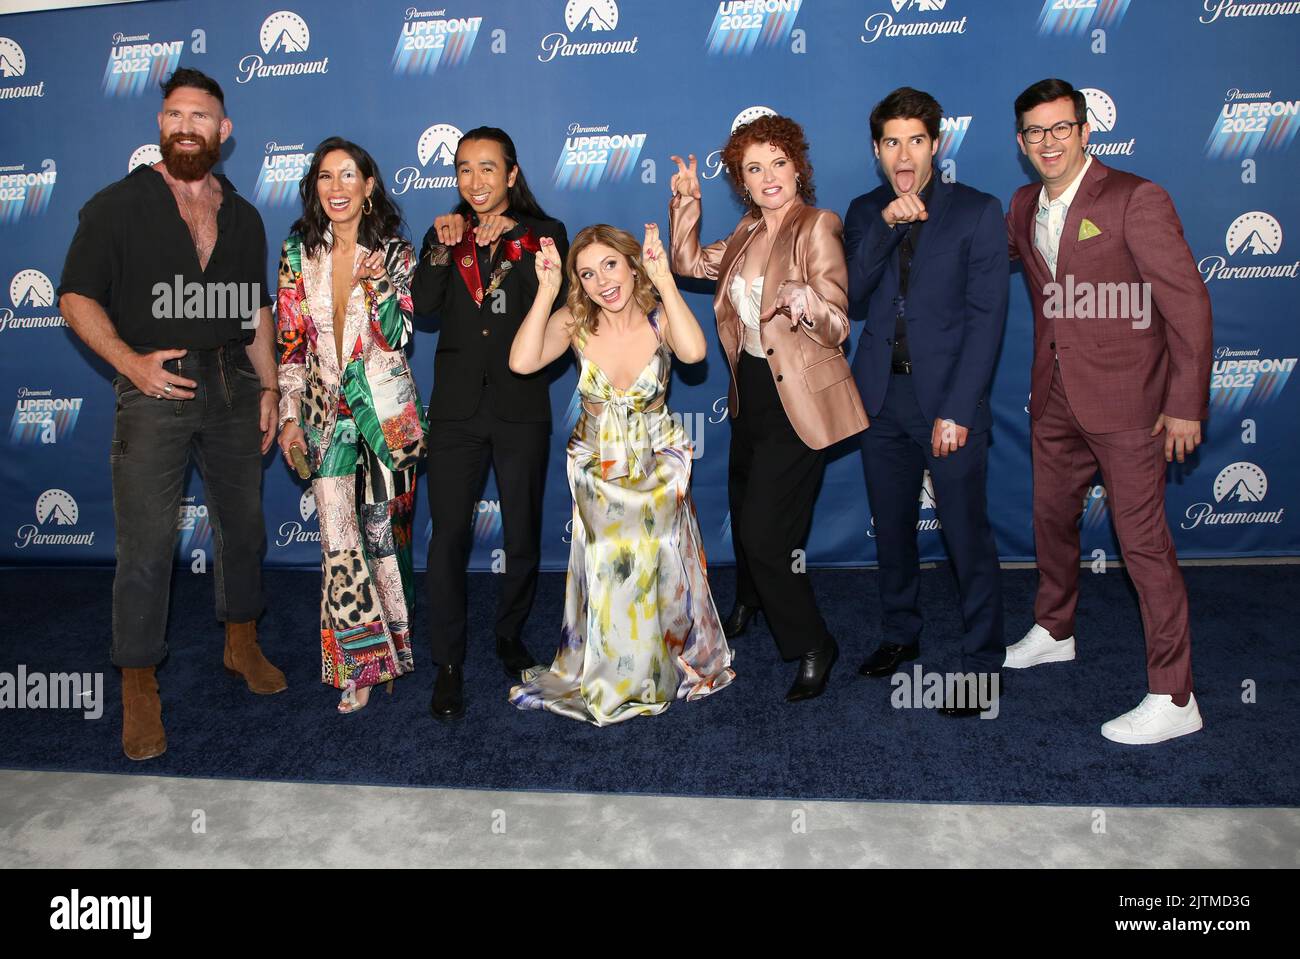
[722, 603, 760, 639]
[785, 637, 839, 703]
[430, 663, 465, 722]
[496, 634, 537, 679]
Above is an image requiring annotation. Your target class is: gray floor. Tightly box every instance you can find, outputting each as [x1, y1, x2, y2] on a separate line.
[0, 770, 1295, 868]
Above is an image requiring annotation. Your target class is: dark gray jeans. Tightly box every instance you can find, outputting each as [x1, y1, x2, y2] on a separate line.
[110, 343, 266, 667]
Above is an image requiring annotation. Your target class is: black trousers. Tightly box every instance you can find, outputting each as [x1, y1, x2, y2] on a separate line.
[730, 352, 832, 659]
[425, 387, 549, 665]
[110, 343, 266, 667]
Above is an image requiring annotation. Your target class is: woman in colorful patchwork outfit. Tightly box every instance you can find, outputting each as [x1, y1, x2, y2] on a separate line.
[276, 137, 428, 713]
[506, 223, 735, 725]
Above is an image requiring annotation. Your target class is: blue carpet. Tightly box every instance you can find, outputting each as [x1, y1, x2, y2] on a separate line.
[1, 564, 1296, 806]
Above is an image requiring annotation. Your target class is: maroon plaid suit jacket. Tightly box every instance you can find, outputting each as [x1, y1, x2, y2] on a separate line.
[1006, 159, 1212, 434]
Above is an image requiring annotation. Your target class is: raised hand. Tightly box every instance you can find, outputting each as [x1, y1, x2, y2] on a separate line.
[534, 236, 563, 300]
[474, 213, 518, 247]
[351, 249, 386, 286]
[641, 223, 672, 292]
[881, 192, 928, 226]
[433, 213, 467, 246]
[669, 154, 701, 200]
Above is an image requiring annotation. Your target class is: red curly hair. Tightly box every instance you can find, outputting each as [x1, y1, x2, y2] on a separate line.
[720, 114, 816, 216]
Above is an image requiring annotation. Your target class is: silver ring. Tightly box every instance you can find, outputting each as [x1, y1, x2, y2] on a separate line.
[155, 393, 163, 399]
[163, 383, 174, 394]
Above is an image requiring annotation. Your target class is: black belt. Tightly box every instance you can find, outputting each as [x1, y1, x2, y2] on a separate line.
[891, 359, 912, 375]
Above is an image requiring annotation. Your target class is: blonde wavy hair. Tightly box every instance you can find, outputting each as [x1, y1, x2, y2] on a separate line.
[564, 224, 659, 337]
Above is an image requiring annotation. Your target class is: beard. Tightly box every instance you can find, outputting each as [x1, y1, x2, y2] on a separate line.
[160, 130, 222, 182]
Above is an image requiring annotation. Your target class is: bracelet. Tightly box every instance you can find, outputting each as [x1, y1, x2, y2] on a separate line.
[260, 386, 280, 394]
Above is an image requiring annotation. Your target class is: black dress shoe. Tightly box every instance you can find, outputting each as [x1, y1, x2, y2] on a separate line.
[857, 641, 919, 678]
[430, 663, 465, 722]
[496, 634, 538, 679]
[785, 637, 839, 703]
[722, 603, 761, 640]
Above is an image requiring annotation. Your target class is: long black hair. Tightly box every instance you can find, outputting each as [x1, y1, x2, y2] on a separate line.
[450, 126, 551, 221]
[292, 137, 406, 257]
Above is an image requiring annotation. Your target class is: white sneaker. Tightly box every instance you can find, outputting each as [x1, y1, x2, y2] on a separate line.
[1101, 693, 1203, 745]
[1003, 623, 1075, 669]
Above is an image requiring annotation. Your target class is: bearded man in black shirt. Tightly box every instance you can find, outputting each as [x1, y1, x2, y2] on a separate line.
[58, 68, 285, 761]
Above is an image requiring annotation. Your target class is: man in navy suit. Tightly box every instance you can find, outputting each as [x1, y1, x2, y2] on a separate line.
[844, 87, 1008, 716]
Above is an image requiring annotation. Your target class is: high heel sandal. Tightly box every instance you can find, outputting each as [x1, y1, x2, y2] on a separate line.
[338, 679, 395, 715]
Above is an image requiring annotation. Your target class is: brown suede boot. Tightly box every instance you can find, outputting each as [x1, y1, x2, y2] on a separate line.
[223, 621, 288, 694]
[121, 667, 166, 761]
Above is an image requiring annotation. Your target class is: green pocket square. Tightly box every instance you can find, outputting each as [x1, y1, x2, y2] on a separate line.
[1078, 218, 1102, 241]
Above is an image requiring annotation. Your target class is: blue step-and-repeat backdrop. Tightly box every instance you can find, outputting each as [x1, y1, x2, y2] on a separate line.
[1, 0, 1297, 571]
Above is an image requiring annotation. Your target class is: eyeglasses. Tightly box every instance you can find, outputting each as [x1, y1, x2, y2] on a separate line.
[1020, 121, 1083, 144]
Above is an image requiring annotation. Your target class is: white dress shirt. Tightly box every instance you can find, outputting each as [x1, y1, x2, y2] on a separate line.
[1034, 154, 1092, 280]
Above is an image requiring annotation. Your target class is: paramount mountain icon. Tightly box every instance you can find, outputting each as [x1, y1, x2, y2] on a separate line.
[270, 29, 307, 53]
[16, 283, 51, 308]
[1214, 462, 1267, 503]
[567, 1, 618, 32]
[431, 141, 455, 166]
[0, 37, 42, 99]
[41, 504, 74, 526]
[1239, 232, 1275, 255]
[259, 12, 311, 54]
[1181, 461, 1284, 529]
[1226, 212, 1282, 257]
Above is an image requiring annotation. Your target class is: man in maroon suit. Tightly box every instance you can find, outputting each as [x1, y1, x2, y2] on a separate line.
[1004, 79, 1212, 744]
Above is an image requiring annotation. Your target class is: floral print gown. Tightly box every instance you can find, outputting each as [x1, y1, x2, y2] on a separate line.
[509, 310, 735, 725]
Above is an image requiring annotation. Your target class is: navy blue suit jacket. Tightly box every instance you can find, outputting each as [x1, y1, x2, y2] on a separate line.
[844, 178, 1008, 433]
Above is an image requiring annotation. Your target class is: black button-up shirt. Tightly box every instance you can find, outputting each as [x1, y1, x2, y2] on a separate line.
[58, 165, 271, 351]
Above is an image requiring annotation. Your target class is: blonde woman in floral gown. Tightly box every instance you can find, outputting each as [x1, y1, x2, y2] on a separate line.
[507, 224, 734, 725]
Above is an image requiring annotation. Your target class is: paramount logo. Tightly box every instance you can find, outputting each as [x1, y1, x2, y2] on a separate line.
[538, 0, 640, 62]
[0, 36, 44, 99]
[0, 268, 64, 333]
[1199, 0, 1300, 24]
[1181, 461, 1285, 529]
[14, 489, 95, 549]
[236, 11, 330, 84]
[275, 489, 321, 548]
[860, 0, 968, 44]
[1081, 88, 1135, 156]
[392, 123, 462, 195]
[1199, 211, 1299, 282]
